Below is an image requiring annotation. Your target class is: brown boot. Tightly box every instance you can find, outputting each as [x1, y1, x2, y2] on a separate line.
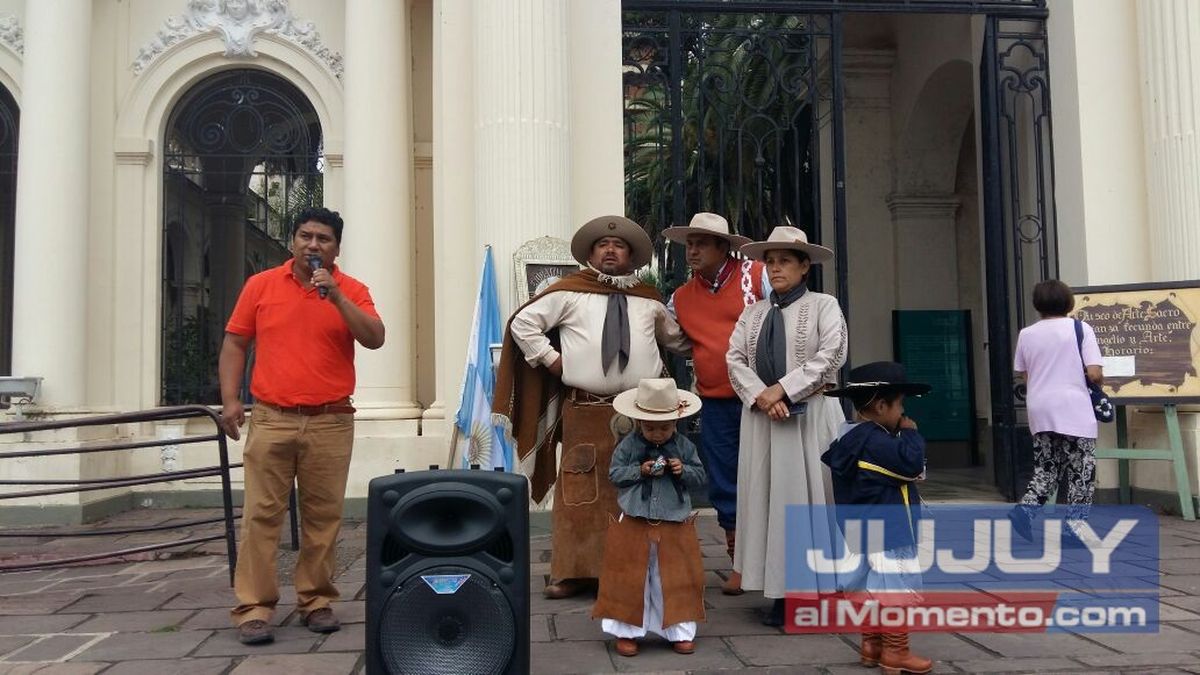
[721, 529, 744, 596]
[860, 632, 883, 667]
[880, 632, 932, 675]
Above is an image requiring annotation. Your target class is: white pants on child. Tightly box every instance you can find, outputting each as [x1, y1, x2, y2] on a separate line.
[601, 541, 697, 641]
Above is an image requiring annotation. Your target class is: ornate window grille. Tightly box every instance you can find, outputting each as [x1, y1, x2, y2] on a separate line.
[161, 69, 323, 405]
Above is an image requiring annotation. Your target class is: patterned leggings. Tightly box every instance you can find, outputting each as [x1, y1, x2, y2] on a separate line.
[1019, 432, 1097, 522]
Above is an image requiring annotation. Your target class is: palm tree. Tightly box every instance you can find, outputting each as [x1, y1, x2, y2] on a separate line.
[624, 11, 826, 291]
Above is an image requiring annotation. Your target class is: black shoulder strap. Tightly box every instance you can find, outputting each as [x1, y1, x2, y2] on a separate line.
[1073, 319, 1088, 376]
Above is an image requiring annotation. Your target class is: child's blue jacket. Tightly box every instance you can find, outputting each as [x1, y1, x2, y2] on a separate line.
[821, 422, 926, 547]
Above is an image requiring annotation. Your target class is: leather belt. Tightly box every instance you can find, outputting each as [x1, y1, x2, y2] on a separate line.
[569, 389, 616, 404]
[257, 398, 356, 416]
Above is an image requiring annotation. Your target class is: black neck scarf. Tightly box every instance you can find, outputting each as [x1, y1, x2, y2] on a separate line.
[755, 283, 806, 386]
[602, 293, 631, 373]
[639, 434, 686, 503]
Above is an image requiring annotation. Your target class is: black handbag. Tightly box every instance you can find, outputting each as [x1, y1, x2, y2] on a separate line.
[1073, 319, 1114, 423]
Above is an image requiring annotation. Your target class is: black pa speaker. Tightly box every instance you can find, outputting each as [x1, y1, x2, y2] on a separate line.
[365, 469, 530, 675]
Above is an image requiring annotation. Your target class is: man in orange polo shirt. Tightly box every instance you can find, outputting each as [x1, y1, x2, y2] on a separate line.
[664, 212, 769, 596]
[218, 206, 385, 645]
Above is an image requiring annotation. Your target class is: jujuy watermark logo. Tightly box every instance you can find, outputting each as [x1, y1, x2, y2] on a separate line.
[807, 513, 1138, 575]
[783, 505, 1159, 633]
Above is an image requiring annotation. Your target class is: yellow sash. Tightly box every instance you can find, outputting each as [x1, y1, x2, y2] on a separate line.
[856, 460, 918, 540]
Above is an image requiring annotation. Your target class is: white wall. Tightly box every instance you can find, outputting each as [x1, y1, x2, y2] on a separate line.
[568, 0, 624, 225]
[1048, 0, 1200, 503]
[1048, 0, 1150, 286]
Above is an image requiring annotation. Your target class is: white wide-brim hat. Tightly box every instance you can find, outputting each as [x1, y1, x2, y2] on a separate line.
[739, 225, 834, 264]
[570, 215, 654, 269]
[662, 212, 753, 249]
[613, 378, 702, 422]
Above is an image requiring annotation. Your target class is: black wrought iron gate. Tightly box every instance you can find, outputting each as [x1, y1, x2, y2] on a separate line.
[621, 0, 1056, 500]
[621, 8, 847, 300]
[980, 15, 1060, 499]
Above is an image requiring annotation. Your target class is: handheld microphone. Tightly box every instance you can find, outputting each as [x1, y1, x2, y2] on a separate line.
[307, 255, 329, 299]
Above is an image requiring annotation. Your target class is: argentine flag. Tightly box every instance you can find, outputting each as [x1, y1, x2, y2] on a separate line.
[453, 246, 514, 470]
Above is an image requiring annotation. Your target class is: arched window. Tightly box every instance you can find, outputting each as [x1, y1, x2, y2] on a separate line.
[161, 69, 322, 405]
[0, 84, 16, 376]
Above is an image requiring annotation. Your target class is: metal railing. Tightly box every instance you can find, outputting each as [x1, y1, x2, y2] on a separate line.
[0, 405, 240, 583]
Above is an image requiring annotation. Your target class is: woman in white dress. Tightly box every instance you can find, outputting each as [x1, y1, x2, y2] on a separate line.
[727, 226, 848, 626]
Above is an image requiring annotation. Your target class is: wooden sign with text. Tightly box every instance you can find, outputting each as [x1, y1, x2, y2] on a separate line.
[1073, 281, 1200, 403]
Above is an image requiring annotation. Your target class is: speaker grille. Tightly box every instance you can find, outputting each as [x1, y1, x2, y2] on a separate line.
[379, 565, 515, 675]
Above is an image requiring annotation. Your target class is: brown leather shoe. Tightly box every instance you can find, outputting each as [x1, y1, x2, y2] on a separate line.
[671, 640, 696, 654]
[615, 637, 639, 656]
[543, 578, 587, 599]
[302, 607, 341, 634]
[721, 570, 744, 596]
[237, 619, 274, 645]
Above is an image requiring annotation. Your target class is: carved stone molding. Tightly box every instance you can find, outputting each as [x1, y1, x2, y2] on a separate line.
[0, 14, 23, 57]
[886, 193, 962, 221]
[114, 150, 154, 166]
[132, 0, 342, 80]
[843, 48, 894, 111]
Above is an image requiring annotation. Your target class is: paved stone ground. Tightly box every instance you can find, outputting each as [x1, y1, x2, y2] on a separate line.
[3, 502, 1200, 674]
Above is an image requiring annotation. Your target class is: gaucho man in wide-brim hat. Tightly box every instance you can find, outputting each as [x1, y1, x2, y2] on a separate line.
[661, 212, 772, 596]
[493, 215, 691, 599]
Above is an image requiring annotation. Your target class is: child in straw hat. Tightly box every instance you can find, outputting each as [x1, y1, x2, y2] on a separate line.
[591, 378, 707, 657]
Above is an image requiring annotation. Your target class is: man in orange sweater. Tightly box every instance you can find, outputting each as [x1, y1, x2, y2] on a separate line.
[664, 213, 770, 595]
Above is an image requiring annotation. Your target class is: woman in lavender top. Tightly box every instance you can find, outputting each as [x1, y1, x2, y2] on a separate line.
[1009, 279, 1104, 541]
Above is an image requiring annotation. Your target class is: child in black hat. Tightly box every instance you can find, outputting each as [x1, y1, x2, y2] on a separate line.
[821, 361, 932, 675]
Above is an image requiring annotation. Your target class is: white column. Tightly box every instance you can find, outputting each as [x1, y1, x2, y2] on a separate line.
[428, 0, 478, 425]
[568, 0, 625, 224]
[1138, 0, 1200, 280]
[342, 0, 421, 418]
[112, 139, 156, 409]
[1135, 0, 1200, 505]
[11, 0, 92, 408]
[475, 0, 573, 316]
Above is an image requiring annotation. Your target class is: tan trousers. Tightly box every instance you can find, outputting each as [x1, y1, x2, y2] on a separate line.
[230, 405, 354, 625]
